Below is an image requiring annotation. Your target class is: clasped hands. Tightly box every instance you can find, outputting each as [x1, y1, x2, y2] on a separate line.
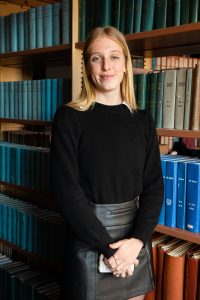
[105, 237, 143, 278]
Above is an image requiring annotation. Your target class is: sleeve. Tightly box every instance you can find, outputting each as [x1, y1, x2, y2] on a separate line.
[131, 111, 164, 244]
[50, 106, 115, 258]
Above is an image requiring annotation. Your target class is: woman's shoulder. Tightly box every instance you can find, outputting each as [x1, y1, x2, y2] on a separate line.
[133, 109, 153, 123]
[52, 104, 82, 131]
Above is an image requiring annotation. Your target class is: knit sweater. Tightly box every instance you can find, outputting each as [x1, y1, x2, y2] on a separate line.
[50, 102, 164, 258]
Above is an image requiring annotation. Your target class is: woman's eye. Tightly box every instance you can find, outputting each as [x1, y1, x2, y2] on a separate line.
[111, 56, 120, 60]
[91, 56, 101, 62]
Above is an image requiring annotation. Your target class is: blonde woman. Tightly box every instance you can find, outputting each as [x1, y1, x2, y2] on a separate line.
[50, 26, 164, 300]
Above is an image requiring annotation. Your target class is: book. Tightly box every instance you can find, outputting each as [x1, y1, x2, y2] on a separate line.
[133, 0, 142, 33]
[28, 8, 36, 50]
[180, 0, 190, 25]
[154, 0, 167, 29]
[155, 71, 164, 128]
[43, 4, 53, 47]
[124, 0, 134, 34]
[141, 0, 155, 31]
[183, 68, 193, 130]
[10, 14, 18, 52]
[17, 12, 24, 51]
[62, 0, 71, 43]
[190, 64, 200, 130]
[174, 68, 187, 129]
[162, 69, 177, 129]
[189, 0, 199, 23]
[36, 6, 43, 48]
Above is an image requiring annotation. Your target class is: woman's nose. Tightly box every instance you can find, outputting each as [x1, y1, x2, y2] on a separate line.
[102, 58, 111, 71]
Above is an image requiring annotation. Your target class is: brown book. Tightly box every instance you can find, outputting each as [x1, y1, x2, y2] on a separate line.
[163, 241, 193, 300]
[184, 245, 200, 300]
[190, 64, 200, 130]
[156, 238, 181, 300]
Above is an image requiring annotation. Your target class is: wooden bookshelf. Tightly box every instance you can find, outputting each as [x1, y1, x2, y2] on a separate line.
[155, 225, 200, 244]
[0, 118, 52, 126]
[157, 128, 200, 138]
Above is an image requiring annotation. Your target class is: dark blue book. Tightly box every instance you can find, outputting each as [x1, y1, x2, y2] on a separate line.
[62, 0, 71, 43]
[43, 4, 53, 47]
[36, 6, 43, 48]
[17, 12, 24, 51]
[186, 162, 200, 233]
[10, 13, 18, 52]
[53, 3, 61, 46]
[0, 16, 6, 54]
[24, 11, 29, 50]
[0, 82, 4, 118]
[28, 8, 36, 49]
[22, 80, 28, 120]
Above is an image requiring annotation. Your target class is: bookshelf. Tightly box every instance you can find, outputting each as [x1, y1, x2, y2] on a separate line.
[157, 128, 200, 139]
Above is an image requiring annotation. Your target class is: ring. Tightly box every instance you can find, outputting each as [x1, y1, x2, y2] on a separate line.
[116, 274, 120, 277]
[113, 255, 118, 267]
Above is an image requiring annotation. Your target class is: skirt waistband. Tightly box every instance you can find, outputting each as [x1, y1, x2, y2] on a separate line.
[89, 197, 139, 227]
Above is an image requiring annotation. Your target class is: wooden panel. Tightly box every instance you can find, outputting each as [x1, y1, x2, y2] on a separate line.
[157, 128, 200, 138]
[155, 225, 200, 244]
[0, 2, 28, 16]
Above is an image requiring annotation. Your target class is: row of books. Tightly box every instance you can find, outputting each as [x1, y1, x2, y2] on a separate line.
[3, 130, 51, 149]
[79, 0, 200, 40]
[0, 0, 71, 54]
[145, 233, 200, 300]
[0, 79, 70, 121]
[145, 56, 200, 71]
[158, 155, 200, 233]
[0, 252, 61, 300]
[0, 193, 64, 265]
[0, 142, 50, 193]
[134, 65, 200, 130]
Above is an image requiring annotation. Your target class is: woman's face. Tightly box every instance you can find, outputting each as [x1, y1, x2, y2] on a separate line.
[87, 36, 126, 94]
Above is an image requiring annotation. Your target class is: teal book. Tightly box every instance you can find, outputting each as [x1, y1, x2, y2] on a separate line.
[119, 0, 126, 32]
[141, 0, 155, 31]
[0, 82, 4, 118]
[41, 79, 46, 121]
[0, 16, 5, 54]
[147, 72, 157, 122]
[57, 78, 64, 108]
[51, 79, 58, 119]
[136, 74, 147, 109]
[46, 79, 51, 121]
[37, 80, 42, 120]
[174, 68, 187, 129]
[27, 80, 32, 120]
[43, 4, 53, 47]
[62, 0, 71, 43]
[180, 0, 190, 25]
[174, 0, 181, 26]
[183, 68, 193, 130]
[4, 82, 9, 119]
[24, 11, 29, 50]
[10, 146, 15, 184]
[155, 71, 164, 128]
[189, 0, 199, 23]
[5, 16, 10, 53]
[28, 8, 36, 49]
[52, 2, 61, 46]
[186, 162, 200, 233]
[20, 148, 26, 187]
[0, 145, 6, 181]
[94, 0, 112, 27]
[36, 6, 43, 48]
[5, 145, 10, 183]
[12, 16, 21, 49]
[79, 0, 87, 41]
[111, 0, 120, 30]
[22, 80, 28, 120]
[124, 0, 134, 34]
[32, 80, 38, 120]
[133, 0, 142, 32]
[8, 81, 15, 119]
[18, 81, 23, 120]
[15, 146, 21, 185]
[17, 12, 24, 51]
[154, 0, 167, 29]
[14, 81, 19, 119]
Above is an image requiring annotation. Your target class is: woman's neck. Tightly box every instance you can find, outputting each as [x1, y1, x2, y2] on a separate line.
[95, 91, 123, 106]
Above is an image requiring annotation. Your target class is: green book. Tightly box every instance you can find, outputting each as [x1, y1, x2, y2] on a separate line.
[154, 0, 167, 29]
[166, 0, 174, 27]
[124, 0, 134, 34]
[147, 72, 158, 121]
[174, 68, 187, 129]
[163, 69, 177, 129]
[111, 0, 120, 29]
[180, 0, 190, 25]
[94, 0, 112, 27]
[174, 0, 181, 26]
[79, 0, 86, 41]
[141, 0, 155, 31]
[155, 71, 164, 128]
[136, 74, 148, 109]
[119, 0, 126, 32]
[133, 0, 142, 32]
[189, 0, 199, 23]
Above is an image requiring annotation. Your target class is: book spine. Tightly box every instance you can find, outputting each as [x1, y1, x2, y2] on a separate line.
[28, 8, 36, 49]
[136, 74, 147, 109]
[155, 71, 164, 128]
[154, 0, 167, 29]
[43, 4, 53, 47]
[174, 68, 187, 129]
[0, 82, 4, 118]
[32, 80, 38, 120]
[17, 12, 24, 51]
[4, 82, 9, 119]
[62, 0, 71, 43]
[46, 79, 51, 121]
[5, 16, 10, 53]
[190, 64, 200, 130]
[24, 11, 29, 50]
[111, 0, 120, 30]
[180, 0, 190, 25]
[183, 68, 193, 130]
[51, 79, 58, 120]
[174, 0, 181, 26]
[9, 82, 15, 119]
[0, 16, 6, 54]
[141, 0, 155, 31]
[36, 6, 43, 48]
[37, 80, 42, 120]
[124, 0, 134, 34]
[10, 14, 18, 52]
[52, 3, 61, 46]
[133, 0, 142, 32]
[22, 80, 28, 120]
[18, 81, 23, 120]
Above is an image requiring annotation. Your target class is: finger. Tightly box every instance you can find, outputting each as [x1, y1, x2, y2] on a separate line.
[134, 259, 139, 267]
[126, 265, 134, 277]
[120, 271, 126, 278]
[109, 240, 123, 249]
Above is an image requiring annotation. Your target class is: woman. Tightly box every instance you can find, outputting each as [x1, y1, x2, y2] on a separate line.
[50, 26, 164, 300]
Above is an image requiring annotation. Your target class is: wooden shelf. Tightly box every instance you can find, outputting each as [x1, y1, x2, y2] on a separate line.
[0, 44, 71, 66]
[0, 118, 52, 126]
[156, 128, 200, 138]
[155, 224, 200, 244]
[76, 23, 200, 57]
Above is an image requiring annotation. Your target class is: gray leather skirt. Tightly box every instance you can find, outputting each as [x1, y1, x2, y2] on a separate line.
[62, 199, 155, 300]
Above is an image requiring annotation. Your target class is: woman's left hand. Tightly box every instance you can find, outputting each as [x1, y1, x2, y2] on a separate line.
[106, 238, 143, 277]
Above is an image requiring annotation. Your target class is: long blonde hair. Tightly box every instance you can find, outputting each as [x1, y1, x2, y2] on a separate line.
[67, 26, 137, 111]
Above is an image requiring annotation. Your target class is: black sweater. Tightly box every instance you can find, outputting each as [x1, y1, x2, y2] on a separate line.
[50, 102, 164, 258]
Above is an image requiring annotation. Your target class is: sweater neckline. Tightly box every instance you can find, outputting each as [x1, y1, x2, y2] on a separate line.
[93, 102, 129, 113]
